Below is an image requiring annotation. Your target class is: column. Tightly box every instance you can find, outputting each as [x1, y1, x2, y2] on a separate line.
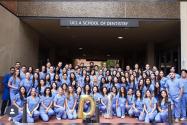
[181, 2, 187, 69]
[147, 42, 155, 67]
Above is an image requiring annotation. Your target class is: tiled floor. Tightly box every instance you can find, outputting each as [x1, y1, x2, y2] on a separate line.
[0, 115, 187, 124]
[0, 115, 143, 124]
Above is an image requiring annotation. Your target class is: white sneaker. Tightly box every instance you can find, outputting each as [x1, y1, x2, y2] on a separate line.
[121, 116, 125, 119]
[180, 118, 186, 121]
[13, 120, 20, 124]
[175, 119, 179, 122]
[8, 117, 12, 121]
[56, 117, 61, 120]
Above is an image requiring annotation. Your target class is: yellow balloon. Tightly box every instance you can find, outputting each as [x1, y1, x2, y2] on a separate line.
[77, 95, 96, 119]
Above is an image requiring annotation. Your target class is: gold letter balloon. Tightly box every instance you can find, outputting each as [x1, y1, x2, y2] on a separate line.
[78, 95, 96, 119]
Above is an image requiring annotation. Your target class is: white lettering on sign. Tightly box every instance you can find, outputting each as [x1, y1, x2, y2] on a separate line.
[83, 20, 99, 25]
[61, 18, 139, 27]
[106, 21, 128, 26]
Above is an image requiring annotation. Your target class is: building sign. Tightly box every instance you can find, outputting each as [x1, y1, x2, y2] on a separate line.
[60, 18, 139, 27]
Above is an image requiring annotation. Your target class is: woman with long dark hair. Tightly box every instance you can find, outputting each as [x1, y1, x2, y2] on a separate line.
[8, 69, 21, 104]
[40, 87, 54, 121]
[139, 90, 157, 123]
[116, 86, 127, 119]
[128, 89, 144, 119]
[12, 86, 27, 122]
[65, 86, 77, 119]
[155, 90, 173, 123]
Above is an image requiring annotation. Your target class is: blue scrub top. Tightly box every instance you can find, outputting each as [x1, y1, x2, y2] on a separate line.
[53, 94, 66, 108]
[66, 93, 77, 109]
[165, 78, 184, 97]
[40, 96, 53, 110]
[127, 95, 134, 106]
[143, 97, 157, 112]
[2, 73, 12, 100]
[27, 96, 40, 111]
[8, 76, 20, 92]
[134, 98, 144, 111]
[13, 94, 26, 108]
[20, 79, 32, 95]
[160, 99, 173, 111]
[179, 78, 187, 94]
[117, 96, 127, 107]
[160, 77, 168, 90]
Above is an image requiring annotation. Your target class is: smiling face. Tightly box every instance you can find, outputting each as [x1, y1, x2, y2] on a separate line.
[31, 88, 36, 96]
[161, 90, 167, 98]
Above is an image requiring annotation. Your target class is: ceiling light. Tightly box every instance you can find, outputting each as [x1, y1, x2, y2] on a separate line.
[117, 36, 123, 39]
[107, 54, 111, 57]
[78, 47, 83, 50]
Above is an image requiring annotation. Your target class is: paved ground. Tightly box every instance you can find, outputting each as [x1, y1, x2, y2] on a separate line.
[0, 115, 187, 124]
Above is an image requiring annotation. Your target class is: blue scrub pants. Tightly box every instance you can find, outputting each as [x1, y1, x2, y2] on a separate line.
[54, 107, 66, 119]
[40, 108, 54, 122]
[155, 111, 168, 123]
[27, 110, 40, 123]
[181, 93, 187, 119]
[116, 105, 125, 117]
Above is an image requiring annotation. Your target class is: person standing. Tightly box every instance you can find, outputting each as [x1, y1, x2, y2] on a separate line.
[0, 67, 15, 116]
[165, 72, 184, 122]
[180, 69, 187, 121]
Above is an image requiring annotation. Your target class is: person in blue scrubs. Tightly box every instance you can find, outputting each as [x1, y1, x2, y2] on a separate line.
[65, 86, 77, 119]
[155, 90, 173, 123]
[100, 77, 110, 91]
[40, 87, 54, 122]
[154, 81, 161, 100]
[165, 72, 184, 122]
[111, 86, 118, 116]
[39, 65, 46, 80]
[20, 66, 27, 80]
[32, 72, 39, 89]
[112, 77, 121, 90]
[139, 90, 157, 123]
[83, 84, 91, 112]
[167, 67, 180, 79]
[91, 76, 99, 89]
[53, 74, 61, 87]
[60, 73, 70, 86]
[100, 87, 108, 116]
[128, 90, 144, 119]
[49, 66, 55, 81]
[143, 78, 154, 95]
[8, 69, 21, 104]
[27, 88, 40, 123]
[28, 67, 34, 80]
[180, 69, 187, 121]
[159, 70, 168, 90]
[51, 82, 58, 98]
[126, 88, 135, 115]
[45, 73, 51, 87]
[128, 75, 136, 92]
[116, 86, 127, 119]
[20, 72, 32, 96]
[62, 83, 68, 94]
[37, 79, 47, 97]
[120, 76, 128, 91]
[137, 79, 145, 96]
[1, 67, 14, 116]
[91, 86, 102, 112]
[91, 86, 102, 102]
[12, 86, 27, 123]
[53, 87, 66, 120]
[75, 86, 83, 110]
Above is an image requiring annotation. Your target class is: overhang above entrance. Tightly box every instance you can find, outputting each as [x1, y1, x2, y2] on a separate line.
[17, 0, 179, 19]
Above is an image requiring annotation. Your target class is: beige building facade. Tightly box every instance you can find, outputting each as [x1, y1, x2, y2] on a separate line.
[0, 0, 186, 76]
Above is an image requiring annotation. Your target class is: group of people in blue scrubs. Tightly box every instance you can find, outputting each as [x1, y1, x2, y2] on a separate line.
[1, 61, 187, 123]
